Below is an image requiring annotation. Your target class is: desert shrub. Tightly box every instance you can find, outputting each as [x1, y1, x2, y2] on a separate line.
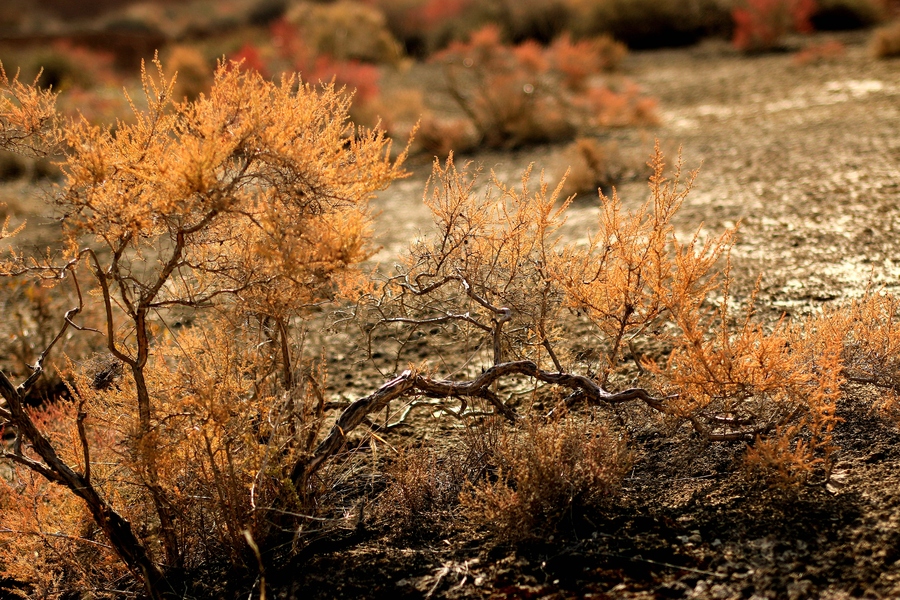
[431, 26, 651, 149]
[836, 292, 900, 415]
[461, 413, 631, 542]
[163, 44, 212, 100]
[0, 400, 128, 596]
[377, 421, 499, 532]
[330, 146, 845, 496]
[732, 0, 818, 52]
[231, 19, 384, 126]
[0, 59, 407, 597]
[871, 19, 900, 57]
[285, 0, 404, 64]
[556, 137, 625, 197]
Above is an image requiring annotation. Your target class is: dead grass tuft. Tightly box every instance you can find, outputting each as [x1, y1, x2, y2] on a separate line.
[461, 413, 631, 543]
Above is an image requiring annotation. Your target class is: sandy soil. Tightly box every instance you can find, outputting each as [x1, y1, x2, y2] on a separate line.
[282, 31, 900, 600]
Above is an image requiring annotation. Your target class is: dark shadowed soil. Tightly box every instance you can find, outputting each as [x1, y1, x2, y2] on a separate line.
[273, 31, 900, 600]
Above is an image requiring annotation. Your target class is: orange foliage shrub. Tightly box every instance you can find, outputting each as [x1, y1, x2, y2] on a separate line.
[0, 58, 407, 597]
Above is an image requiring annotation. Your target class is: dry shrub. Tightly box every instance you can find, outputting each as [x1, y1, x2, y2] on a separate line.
[0, 402, 129, 598]
[837, 292, 900, 415]
[378, 422, 498, 531]
[164, 44, 212, 101]
[461, 413, 631, 542]
[649, 274, 845, 486]
[416, 114, 481, 156]
[732, 0, 817, 52]
[432, 26, 651, 149]
[0, 59, 407, 597]
[556, 137, 625, 197]
[285, 1, 404, 64]
[871, 19, 900, 57]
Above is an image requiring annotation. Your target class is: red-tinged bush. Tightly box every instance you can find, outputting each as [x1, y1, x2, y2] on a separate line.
[432, 26, 653, 150]
[733, 0, 819, 52]
[228, 20, 384, 126]
[229, 43, 270, 78]
[308, 56, 381, 105]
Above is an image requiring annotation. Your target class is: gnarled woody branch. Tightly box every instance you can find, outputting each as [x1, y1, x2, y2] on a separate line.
[291, 360, 669, 487]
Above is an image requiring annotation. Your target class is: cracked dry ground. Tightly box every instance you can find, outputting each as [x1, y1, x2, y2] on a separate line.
[279, 31, 900, 600]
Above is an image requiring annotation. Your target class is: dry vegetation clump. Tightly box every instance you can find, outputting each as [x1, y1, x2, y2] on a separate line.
[427, 25, 650, 151]
[556, 137, 627, 197]
[460, 413, 632, 543]
[0, 58, 407, 597]
[871, 19, 900, 56]
[377, 421, 500, 533]
[732, 0, 817, 52]
[285, 0, 404, 64]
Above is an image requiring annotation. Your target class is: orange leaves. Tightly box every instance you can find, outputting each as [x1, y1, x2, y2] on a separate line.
[554, 145, 734, 381]
[57, 57, 406, 319]
[0, 63, 60, 157]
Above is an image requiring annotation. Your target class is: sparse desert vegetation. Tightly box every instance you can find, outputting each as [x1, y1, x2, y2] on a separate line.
[2, 1, 900, 599]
